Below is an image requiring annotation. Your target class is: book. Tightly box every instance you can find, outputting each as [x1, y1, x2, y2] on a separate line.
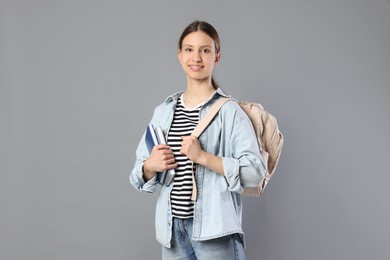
[145, 124, 159, 153]
[155, 127, 176, 186]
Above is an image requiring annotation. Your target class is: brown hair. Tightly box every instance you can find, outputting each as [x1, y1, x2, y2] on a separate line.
[178, 21, 221, 89]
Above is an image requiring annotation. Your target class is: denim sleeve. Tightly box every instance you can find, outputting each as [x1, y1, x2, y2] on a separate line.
[129, 133, 158, 193]
[221, 109, 267, 193]
[129, 101, 170, 193]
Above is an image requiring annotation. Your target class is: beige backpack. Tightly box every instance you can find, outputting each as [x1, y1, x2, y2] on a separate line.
[192, 97, 284, 197]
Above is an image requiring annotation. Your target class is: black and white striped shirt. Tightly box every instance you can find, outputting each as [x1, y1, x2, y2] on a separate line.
[167, 95, 201, 218]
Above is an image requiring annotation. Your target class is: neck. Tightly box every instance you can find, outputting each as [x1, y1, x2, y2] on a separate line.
[183, 78, 216, 108]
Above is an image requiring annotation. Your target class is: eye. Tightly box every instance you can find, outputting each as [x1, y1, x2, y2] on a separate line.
[185, 48, 192, 52]
[202, 48, 211, 53]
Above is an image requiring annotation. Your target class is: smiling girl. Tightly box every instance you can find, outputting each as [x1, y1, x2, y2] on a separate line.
[130, 20, 266, 260]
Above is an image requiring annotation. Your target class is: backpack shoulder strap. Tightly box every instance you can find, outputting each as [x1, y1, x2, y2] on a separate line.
[191, 97, 233, 138]
[190, 96, 232, 201]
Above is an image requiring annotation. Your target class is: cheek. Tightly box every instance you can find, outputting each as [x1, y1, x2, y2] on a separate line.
[179, 54, 190, 64]
[207, 59, 217, 68]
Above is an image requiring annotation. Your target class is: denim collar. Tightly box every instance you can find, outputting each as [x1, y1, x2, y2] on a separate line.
[164, 88, 230, 105]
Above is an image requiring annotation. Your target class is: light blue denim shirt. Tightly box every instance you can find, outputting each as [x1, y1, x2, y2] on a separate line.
[130, 88, 267, 248]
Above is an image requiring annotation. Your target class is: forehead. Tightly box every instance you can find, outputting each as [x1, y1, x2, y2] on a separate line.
[182, 31, 215, 47]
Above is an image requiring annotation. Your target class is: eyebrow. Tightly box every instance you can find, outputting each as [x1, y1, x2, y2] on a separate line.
[182, 44, 212, 48]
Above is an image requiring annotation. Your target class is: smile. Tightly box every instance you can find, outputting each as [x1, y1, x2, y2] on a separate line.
[189, 65, 204, 71]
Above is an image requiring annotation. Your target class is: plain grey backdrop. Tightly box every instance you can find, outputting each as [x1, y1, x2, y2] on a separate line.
[1, 0, 389, 259]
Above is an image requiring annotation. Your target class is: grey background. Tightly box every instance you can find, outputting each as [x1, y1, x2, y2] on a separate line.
[1, 0, 389, 259]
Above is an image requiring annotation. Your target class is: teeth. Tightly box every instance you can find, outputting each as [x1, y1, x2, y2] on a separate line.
[190, 65, 202, 70]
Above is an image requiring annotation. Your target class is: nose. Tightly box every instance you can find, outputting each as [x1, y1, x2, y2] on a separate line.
[192, 52, 202, 62]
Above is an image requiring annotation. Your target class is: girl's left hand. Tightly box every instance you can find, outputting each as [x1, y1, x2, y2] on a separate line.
[180, 136, 204, 164]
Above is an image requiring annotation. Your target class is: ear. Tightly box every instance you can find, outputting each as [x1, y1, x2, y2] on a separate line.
[177, 48, 182, 62]
[214, 52, 221, 64]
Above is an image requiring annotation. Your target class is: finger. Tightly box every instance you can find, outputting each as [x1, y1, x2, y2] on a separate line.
[181, 136, 193, 145]
[160, 150, 175, 157]
[181, 135, 194, 141]
[165, 163, 178, 170]
[183, 135, 198, 144]
[155, 144, 170, 150]
[167, 157, 176, 164]
[180, 147, 187, 155]
[161, 153, 175, 161]
[162, 158, 177, 167]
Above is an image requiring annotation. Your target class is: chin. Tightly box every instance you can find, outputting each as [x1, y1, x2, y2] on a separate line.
[187, 72, 210, 81]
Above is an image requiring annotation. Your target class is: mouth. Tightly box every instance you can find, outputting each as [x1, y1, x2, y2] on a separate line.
[189, 65, 204, 72]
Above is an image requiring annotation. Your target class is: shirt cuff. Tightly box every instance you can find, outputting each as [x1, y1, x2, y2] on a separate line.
[222, 157, 243, 193]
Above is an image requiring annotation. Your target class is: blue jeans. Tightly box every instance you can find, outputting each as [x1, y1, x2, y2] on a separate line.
[162, 217, 245, 260]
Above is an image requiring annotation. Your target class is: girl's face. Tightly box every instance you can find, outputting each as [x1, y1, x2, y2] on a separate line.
[178, 31, 220, 83]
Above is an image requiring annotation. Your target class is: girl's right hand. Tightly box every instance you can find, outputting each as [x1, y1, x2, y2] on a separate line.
[142, 144, 177, 181]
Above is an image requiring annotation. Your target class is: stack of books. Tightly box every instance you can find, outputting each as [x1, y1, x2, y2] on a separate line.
[145, 124, 175, 186]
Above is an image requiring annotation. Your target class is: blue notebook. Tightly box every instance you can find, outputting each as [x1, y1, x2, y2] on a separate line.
[145, 124, 159, 153]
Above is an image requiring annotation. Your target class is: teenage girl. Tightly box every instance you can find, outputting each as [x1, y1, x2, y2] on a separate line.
[130, 20, 266, 260]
